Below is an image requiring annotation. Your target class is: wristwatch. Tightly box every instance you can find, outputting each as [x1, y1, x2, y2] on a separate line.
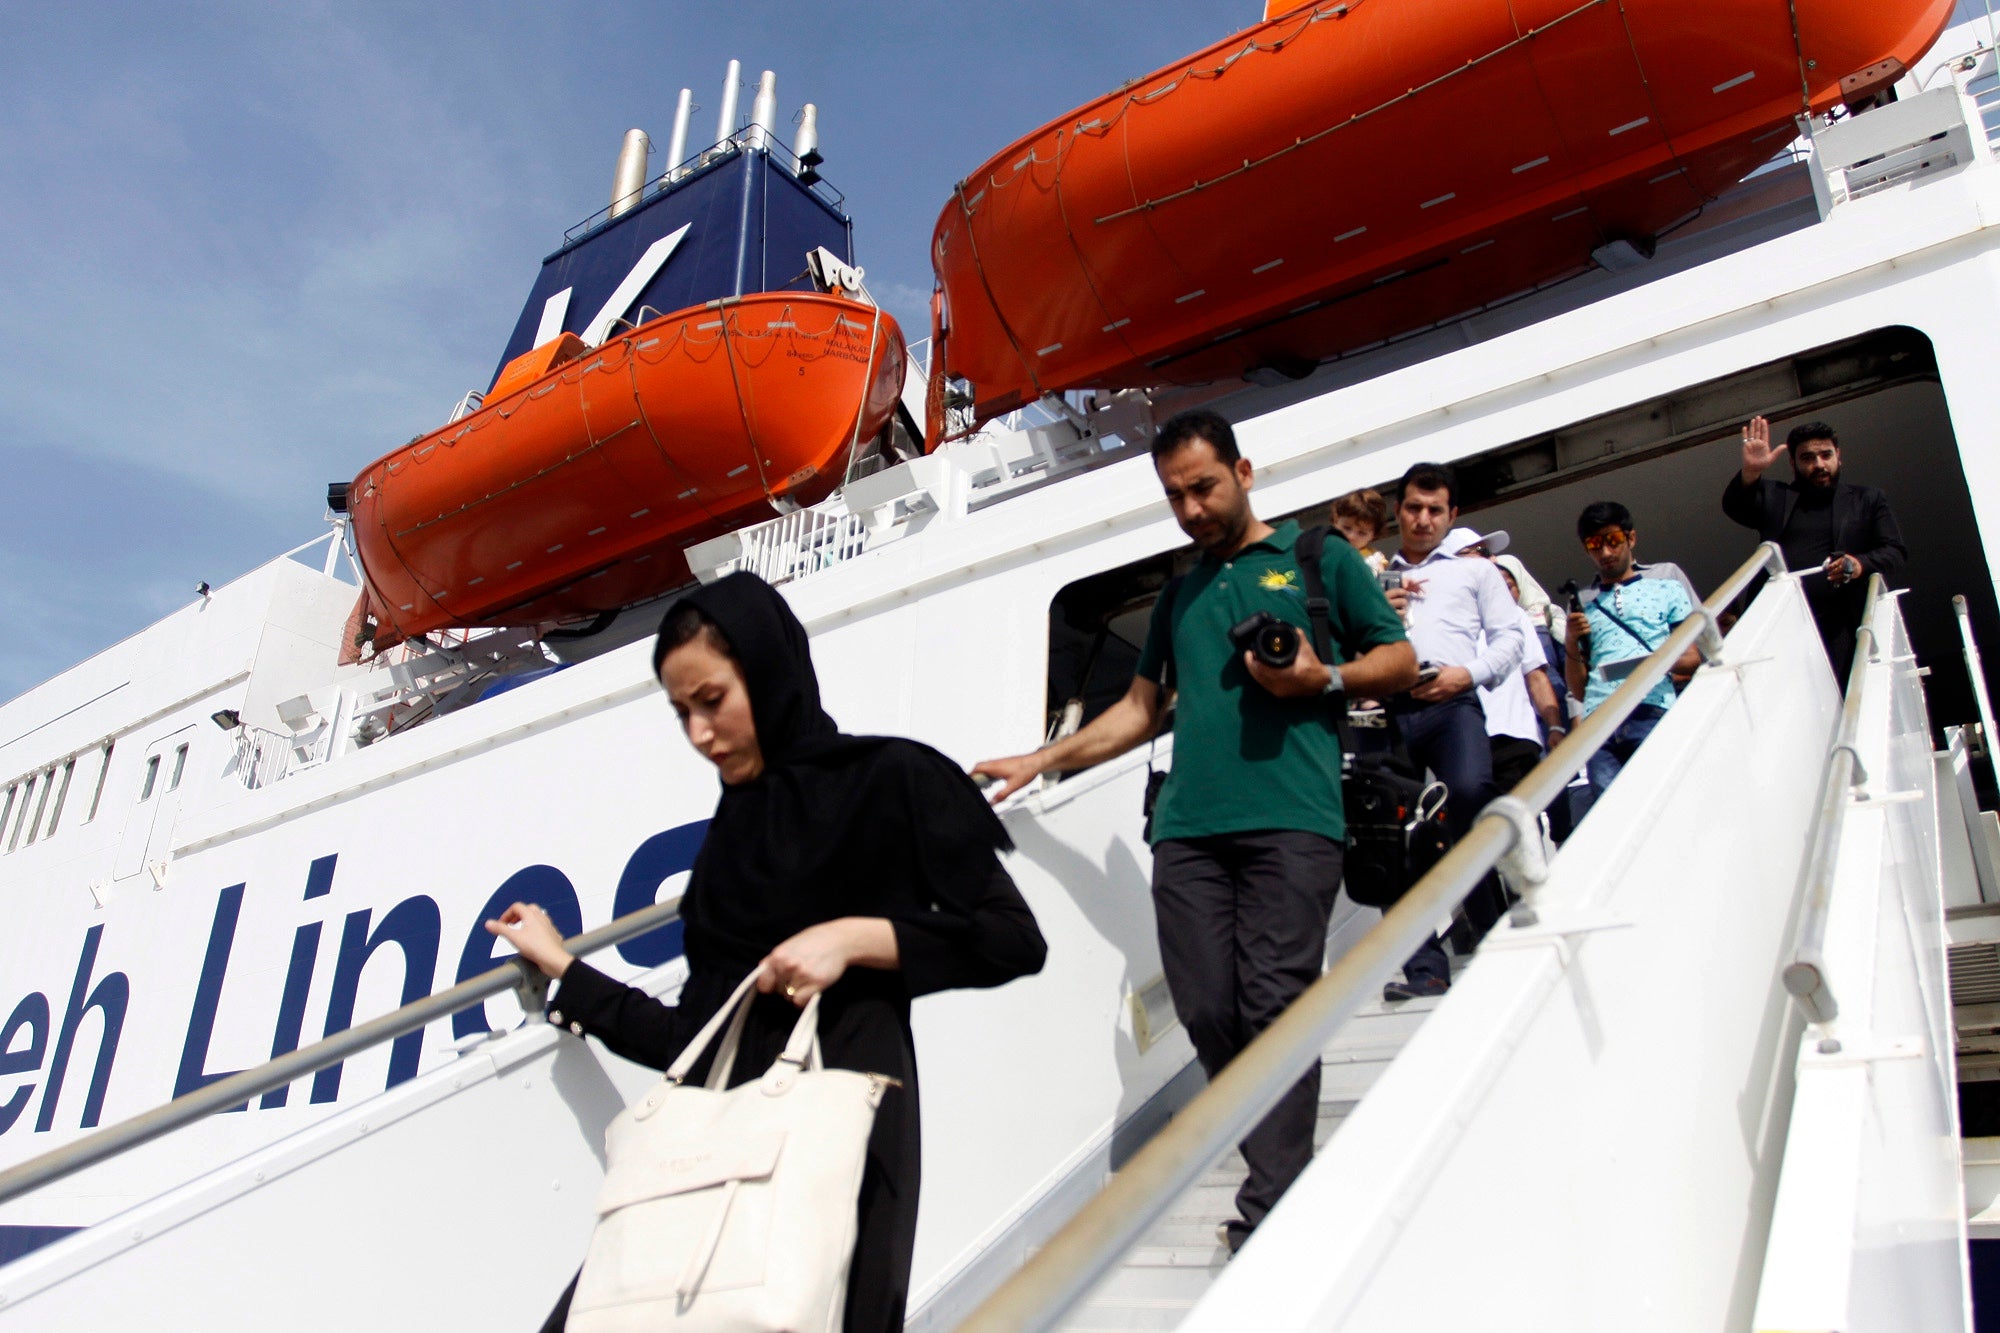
[1320, 668, 1345, 697]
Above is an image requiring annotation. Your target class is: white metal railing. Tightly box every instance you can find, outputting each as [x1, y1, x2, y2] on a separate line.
[1957, 594, 2000, 769]
[1753, 588, 1968, 1332]
[447, 389, 485, 423]
[730, 506, 871, 586]
[0, 898, 685, 1208]
[955, 543, 1786, 1333]
[1781, 576, 1887, 1023]
[230, 725, 292, 791]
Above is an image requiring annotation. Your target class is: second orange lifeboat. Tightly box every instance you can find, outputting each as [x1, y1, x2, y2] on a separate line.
[929, 0, 1955, 427]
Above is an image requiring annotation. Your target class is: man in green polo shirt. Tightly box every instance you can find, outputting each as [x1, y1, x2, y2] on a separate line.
[974, 409, 1415, 1252]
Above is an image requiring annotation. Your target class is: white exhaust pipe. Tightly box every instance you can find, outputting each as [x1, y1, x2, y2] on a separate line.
[609, 128, 650, 218]
[796, 103, 822, 178]
[748, 70, 778, 150]
[666, 88, 693, 177]
[715, 59, 741, 146]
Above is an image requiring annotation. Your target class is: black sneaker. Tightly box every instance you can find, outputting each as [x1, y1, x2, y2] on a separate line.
[1382, 975, 1450, 1003]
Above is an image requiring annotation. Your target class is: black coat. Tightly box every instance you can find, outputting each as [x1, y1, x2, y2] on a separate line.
[1720, 473, 1907, 580]
[538, 574, 1043, 1333]
[547, 766, 1044, 1333]
[1721, 472, 1907, 672]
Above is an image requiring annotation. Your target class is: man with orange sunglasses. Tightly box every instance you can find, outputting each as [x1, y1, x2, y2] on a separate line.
[1563, 501, 1703, 816]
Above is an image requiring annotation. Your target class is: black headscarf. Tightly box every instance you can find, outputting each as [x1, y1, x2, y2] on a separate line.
[658, 572, 1012, 965]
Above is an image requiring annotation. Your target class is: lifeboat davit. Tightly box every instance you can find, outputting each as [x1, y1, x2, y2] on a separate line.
[344, 80, 906, 650]
[929, 0, 1956, 426]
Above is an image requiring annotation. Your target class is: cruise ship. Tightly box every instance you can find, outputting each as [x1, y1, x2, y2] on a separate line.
[3, 2, 1999, 1328]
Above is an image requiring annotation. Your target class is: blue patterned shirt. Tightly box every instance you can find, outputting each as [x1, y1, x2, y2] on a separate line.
[1579, 574, 1691, 714]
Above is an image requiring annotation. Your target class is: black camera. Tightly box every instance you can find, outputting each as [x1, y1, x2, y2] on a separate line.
[1229, 611, 1301, 669]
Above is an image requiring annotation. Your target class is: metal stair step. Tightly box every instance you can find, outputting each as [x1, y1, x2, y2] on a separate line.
[1055, 1294, 1200, 1331]
[1051, 987, 1446, 1332]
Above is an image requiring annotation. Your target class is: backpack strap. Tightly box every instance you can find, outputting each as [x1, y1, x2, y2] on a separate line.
[1294, 525, 1334, 665]
[1293, 526, 1358, 764]
[1156, 572, 1187, 693]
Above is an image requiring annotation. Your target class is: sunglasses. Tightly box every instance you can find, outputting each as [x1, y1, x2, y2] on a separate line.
[1581, 530, 1632, 554]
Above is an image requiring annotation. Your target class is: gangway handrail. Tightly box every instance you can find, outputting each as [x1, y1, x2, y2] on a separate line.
[1955, 593, 2000, 768]
[1779, 575, 1887, 1024]
[953, 542, 1790, 1333]
[0, 897, 685, 1209]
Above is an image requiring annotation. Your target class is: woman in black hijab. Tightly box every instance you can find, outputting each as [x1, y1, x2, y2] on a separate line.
[491, 572, 1046, 1333]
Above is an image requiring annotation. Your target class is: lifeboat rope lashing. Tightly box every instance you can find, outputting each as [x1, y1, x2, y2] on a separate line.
[1085, 0, 1612, 225]
[1050, 113, 1143, 362]
[1784, 0, 1814, 113]
[953, 178, 1055, 413]
[839, 298, 887, 489]
[716, 305, 784, 509]
[952, 0, 1370, 222]
[1607, 0, 1705, 207]
[622, 324, 722, 525]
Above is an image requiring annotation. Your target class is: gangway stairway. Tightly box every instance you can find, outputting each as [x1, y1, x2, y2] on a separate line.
[960, 556, 1974, 1331]
[1058, 997, 1438, 1332]
[0, 555, 1976, 1331]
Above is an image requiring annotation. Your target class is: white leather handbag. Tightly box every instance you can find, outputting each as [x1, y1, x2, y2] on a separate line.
[566, 970, 890, 1333]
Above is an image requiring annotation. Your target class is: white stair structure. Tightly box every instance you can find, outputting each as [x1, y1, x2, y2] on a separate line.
[0, 565, 1977, 1331]
[958, 566, 1975, 1332]
[1059, 997, 1437, 1332]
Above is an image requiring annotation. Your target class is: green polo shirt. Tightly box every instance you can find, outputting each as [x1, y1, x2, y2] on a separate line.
[1134, 520, 1407, 843]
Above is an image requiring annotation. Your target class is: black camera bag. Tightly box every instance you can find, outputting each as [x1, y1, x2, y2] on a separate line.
[1294, 526, 1450, 910]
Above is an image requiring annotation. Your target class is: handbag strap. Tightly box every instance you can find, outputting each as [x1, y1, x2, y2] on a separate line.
[777, 995, 821, 1069]
[664, 969, 763, 1087]
[704, 988, 758, 1091]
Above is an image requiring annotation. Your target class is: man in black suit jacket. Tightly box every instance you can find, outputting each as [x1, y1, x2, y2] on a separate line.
[1723, 416, 1908, 679]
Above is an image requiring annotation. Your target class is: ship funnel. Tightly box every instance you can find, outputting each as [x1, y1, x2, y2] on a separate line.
[716, 59, 741, 146]
[666, 88, 693, 179]
[796, 103, 823, 182]
[609, 128, 651, 218]
[748, 70, 778, 150]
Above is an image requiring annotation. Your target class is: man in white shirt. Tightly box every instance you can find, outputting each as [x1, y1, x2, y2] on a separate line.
[1376, 464, 1526, 997]
[1444, 527, 1566, 765]
[1448, 528, 1567, 932]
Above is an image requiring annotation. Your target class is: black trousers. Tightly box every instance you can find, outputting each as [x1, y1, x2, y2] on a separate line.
[1152, 830, 1342, 1238]
[1387, 694, 1499, 972]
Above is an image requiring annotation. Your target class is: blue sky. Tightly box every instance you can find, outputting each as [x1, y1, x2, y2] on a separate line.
[0, 1, 1240, 701]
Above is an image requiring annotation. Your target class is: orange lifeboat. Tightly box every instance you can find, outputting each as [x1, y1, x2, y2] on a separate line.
[349, 293, 904, 647]
[929, 0, 1955, 427]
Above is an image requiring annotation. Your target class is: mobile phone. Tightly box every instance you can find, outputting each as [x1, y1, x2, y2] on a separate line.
[1377, 570, 1402, 592]
[1415, 662, 1442, 686]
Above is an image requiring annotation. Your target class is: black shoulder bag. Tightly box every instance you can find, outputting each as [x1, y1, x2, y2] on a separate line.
[1294, 527, 1450, 909]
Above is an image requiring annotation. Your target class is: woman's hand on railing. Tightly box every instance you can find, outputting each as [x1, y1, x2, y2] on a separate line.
[485, 902, 576, 981]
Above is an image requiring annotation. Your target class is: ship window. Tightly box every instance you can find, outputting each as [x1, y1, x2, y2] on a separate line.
[7, 775, 35, 851]
[140, 756, 160, 802]
[85, 742, 114, 823]
[43, 758, 76, 837]
[1046, 550, 1186, 748]
[169, 743, 189, 792]
[0, 787, 14, 845]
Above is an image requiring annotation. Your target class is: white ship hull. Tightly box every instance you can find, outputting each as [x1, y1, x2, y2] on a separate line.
[5, 29, 2000, 1329]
